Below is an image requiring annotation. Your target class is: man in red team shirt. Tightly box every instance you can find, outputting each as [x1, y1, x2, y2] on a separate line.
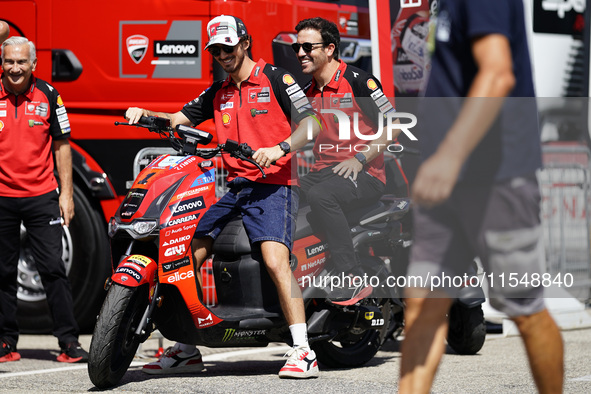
[287, 17, 398, 300]
[0, 37, 88, 363]
[126, 15, 321, 379]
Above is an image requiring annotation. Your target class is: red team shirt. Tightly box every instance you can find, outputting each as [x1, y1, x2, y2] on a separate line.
[0, 76, 71, 197]
[181, 59, 312, 186]
[304, 60, 395, 185]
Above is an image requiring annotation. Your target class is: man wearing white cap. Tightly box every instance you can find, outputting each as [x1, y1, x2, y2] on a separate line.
[126, 15, 321, 379]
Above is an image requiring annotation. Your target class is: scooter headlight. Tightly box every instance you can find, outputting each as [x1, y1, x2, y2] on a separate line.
[132, 220, 158, 235]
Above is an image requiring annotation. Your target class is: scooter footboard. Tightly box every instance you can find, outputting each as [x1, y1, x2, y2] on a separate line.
[112, 254, 157, 288]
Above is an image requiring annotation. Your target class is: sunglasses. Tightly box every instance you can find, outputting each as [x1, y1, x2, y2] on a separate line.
[291, 42, 325, 54]
[208, 45, 237, 57]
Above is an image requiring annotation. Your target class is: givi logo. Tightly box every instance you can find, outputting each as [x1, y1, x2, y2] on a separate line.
[164, 244, 186, 257]
[127, 35, 149, 64]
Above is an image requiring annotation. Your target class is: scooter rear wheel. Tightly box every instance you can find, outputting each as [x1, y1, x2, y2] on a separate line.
[88, 283, 149, 389]
[446, 302, 486, 355]
[311, 299, 392, 368]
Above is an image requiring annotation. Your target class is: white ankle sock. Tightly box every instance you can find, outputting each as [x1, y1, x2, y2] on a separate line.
[289, 323, 309, 348]
[178, 343, 197, 354]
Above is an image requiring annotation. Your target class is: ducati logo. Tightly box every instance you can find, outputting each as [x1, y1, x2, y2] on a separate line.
[127, 34, 149, 64]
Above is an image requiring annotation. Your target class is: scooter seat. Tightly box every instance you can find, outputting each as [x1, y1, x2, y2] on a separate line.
[300, 201, 385, 238]
[212, 216, 252, 256]
[350, 201, 385, 226]
[359, 197, 410, 226]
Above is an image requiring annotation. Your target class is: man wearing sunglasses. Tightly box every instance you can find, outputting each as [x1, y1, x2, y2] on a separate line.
[286, 17, 398, 302]
[126, 15, 321, 379]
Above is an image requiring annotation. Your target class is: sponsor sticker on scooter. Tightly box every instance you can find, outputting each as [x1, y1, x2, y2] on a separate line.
[197, 313, 214, 328]
[164, 244, 186, 257]
[166, 270, 194, 283]
[166, 213, 200, 227]
[305, 242, 328, 259]
[157, 155, 189, 169]
[128, 254, 152, 267]
[162, 256, 191, 273]
[120, 189, 147, 218]
[190, 169, 215, 187]
[169, 196, 206, 217]
[222, 328, 266, 342]
[115, 266, 142, 283]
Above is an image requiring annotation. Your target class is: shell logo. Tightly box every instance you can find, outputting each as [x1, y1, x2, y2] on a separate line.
[57, 95, 64, 106]
[0, 120, 4, 131]
[222, 112, 231, 125]
[367, 79, 378, 91]
[282, 74, 295, 85]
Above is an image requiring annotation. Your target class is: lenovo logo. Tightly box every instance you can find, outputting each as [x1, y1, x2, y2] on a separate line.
[154, 41, 200, 57]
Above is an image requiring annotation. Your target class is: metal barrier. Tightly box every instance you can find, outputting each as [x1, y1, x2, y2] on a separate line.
[538, 143, 591, 301]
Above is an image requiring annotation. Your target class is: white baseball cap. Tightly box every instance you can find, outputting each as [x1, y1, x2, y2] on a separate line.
[204, 15, 248, 50]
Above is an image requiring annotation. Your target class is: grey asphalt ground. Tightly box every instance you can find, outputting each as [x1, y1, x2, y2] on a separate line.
[0, 324, 589, 393]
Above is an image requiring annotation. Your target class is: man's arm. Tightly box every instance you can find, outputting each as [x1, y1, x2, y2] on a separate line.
[125, 107, 192, 128]
[252, 114, 322, 168]
[331, 117, 400, 180]
[331, 74, 398, 181]
[412, 33, 516, 207]
[53, 139, 75, 226]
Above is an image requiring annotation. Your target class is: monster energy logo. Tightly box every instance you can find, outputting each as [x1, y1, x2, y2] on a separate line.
[222, 328, 266, 342]
[222, 329, 236, 342]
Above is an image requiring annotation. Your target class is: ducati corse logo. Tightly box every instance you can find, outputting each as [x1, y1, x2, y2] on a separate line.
[126, 35, 149, 64]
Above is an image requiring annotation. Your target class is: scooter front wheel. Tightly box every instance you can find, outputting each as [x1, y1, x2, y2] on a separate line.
[88, 283, 149, 389]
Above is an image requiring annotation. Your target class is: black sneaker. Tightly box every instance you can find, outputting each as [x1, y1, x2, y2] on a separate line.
[57, 342, 89, 363]
[0, 339, 20, 363]
[327, 267, 373, 305]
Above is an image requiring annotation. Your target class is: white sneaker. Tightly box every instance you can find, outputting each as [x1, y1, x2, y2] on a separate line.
[142, 343, 205, 375]
[278, 346, 319, 379]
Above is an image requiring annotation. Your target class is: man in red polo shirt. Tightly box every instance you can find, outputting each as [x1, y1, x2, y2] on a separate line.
[0, 37, 88, 363]
[126, 15, 321, 379]
[286, 17, 398, 301]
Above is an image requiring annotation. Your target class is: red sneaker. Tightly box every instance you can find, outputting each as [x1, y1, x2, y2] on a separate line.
[0, 340, 20, 363]
[57, 342, 89, 363]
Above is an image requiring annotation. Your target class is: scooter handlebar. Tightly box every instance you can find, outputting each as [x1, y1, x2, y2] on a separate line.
[114, 115, 171, 133]
[222, 139, 266, 179]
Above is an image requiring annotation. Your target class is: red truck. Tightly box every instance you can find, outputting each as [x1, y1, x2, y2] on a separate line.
[2, 0, 376, 332]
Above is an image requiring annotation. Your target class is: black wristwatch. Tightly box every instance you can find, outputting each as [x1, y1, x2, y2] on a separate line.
[354, 152, 367, 166]
[278, 141, 291, 156]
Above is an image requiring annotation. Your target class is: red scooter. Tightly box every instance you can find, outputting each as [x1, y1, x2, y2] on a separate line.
[87, 117, 405, 388]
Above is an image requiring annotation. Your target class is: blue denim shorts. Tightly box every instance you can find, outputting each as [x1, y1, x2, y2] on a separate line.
[195, 178, 298, 250]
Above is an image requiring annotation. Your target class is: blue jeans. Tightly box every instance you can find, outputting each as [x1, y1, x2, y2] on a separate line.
[195, 178, 298, 250]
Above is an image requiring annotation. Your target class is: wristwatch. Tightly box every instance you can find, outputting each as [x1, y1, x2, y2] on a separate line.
[354, 152, 367, 166]
[278, 141, 291, 156]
